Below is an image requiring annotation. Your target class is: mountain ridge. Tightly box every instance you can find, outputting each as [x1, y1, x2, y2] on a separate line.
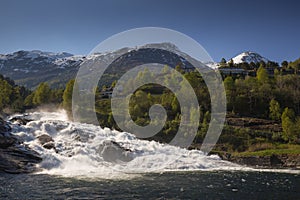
[0, 43, 196, 89]
[0, 46, 282, 89]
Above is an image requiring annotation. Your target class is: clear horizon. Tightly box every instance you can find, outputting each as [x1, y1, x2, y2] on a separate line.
[0, 0, 299, 63]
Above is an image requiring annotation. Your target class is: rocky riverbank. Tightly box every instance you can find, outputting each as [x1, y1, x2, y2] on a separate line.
[219, 153, 300, 169]
[0, 117, 42, 173]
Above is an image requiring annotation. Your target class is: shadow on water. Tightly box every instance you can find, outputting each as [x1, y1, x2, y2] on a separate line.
[0, 171, 299, 199]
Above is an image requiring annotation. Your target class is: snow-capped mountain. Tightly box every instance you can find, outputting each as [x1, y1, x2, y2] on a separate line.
[0, 50, 85, 88]
[229, 51, 269, 64]
[0, 43, 198, 89]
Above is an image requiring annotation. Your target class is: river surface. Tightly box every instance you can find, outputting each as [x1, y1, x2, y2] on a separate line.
[0, 171, 299, 199]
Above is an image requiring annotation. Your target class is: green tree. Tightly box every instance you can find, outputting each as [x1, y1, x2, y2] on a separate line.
[32, 82, 51, 106]
[171, 96, 179, 114]
[147, 93, 154, 104]
[159, 91, 173, 108]
[259, 61, 266, 68]
[0, 79, 13, 110]
[50, 89, 64, 104]
[281, 60, 288, 69]
[228, 59, 234, 68]
[269, 99, 281, 121]
[175, 64, 183, 73]
[203, 111, 210, 124]
[294, 118, 300, 143]
[131, 104, 143, 119]
[220, 58, 226, 64]
[10, 87, 25, 112]
[24, 93, 35, 107]
[161, 65, 170, 74]
[256, 66, 269, 84]
[189, 106, 199, 126]
[108, 112, 114, 127]
[111, 80, 117, 88]
[63, 79, 75, 113]
[141, 67, 153, 83]
[281, 107, 296, 142]
[200, 111, 210, 136]
[224, 76, 235, 112]
[274, 68, 280, 78]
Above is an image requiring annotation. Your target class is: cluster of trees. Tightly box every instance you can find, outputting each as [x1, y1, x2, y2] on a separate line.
[24, 83, 63, 107]
[0, 74, 30, 113]
[94, 66, 211, 142]
[224, 66, 300, 143]
[0, 73, 74, 116]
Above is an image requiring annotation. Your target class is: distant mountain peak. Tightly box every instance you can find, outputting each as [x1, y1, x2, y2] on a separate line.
[229, 51, 269, 64]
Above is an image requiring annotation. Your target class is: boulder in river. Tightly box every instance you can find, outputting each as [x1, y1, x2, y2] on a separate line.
[97, 140, 133, 163]
[37, 134, 56, 150]
[9, 116, 33, 125]
[43, 142, 56, 150]
[37, 134, 54, 145]
[0, 117, 42, 173]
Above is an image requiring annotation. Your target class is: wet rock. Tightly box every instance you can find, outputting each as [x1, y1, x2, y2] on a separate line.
[270, 154, 284, 166]
[0, 144, 42, 173]
[9, 116, 32, 125]
[37, 134, 54, 146]
[43, 142, 55, 150]
[71, 133, 81, 141]
[0, 117, 42, 173]
[0, 132, 18, 148]
[0, 119, 17, 148]
[0, 117, 11, 133]
[97, 140, 133, 163]
[70, 129, 91, 142]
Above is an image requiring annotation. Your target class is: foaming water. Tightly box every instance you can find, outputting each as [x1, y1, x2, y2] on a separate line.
[9, 111, 299, 179]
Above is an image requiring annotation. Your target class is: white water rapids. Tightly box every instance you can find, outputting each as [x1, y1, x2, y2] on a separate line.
[8, 110, 298, 179]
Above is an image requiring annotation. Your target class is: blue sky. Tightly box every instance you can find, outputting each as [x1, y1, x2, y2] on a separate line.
[0, 0, 299, 62]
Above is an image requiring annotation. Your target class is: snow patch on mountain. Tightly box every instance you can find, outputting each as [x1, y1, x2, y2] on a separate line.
[23, 50, 73, 60]
[204, 61, 219, 69]
[0, 54, 7, 60]
[230, 51, 269, 64]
